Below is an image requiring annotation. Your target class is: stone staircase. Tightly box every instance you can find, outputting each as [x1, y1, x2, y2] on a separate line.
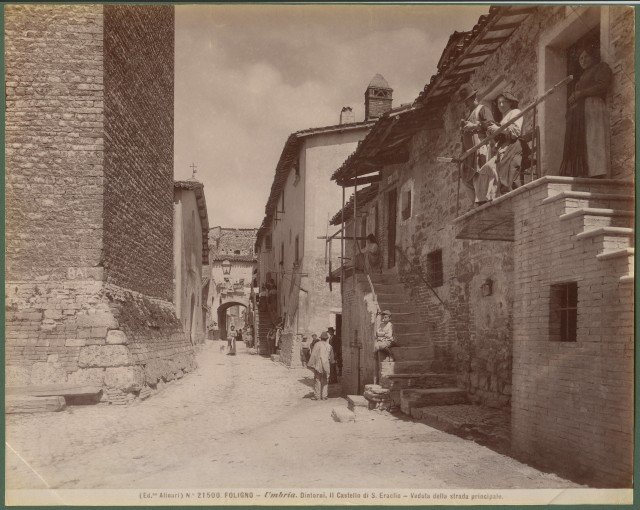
[543, 182, 635, 284]
[368, 272, 466, 413]
[256, 306, 275, 356]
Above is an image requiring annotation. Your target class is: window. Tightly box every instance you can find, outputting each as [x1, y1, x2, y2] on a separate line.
[549, 282, 578, 342]
[401, 188, 412, 220]
[427, 250, 443, 288]
[265, 234, 272, 251]
[294, 235, 299, 264]
[293, 157, 300, 181]
[234, 249, 240, 255]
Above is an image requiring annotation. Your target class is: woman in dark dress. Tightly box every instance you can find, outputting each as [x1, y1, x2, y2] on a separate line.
[559, 44, 613, 177]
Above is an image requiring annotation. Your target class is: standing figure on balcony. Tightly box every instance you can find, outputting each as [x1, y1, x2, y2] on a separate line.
[458, 84, 495, 204]
[475, 91, 524, 204]
[559, 44, 612, 178]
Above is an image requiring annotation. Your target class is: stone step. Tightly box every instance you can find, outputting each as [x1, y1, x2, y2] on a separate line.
[545, 177, 634, 197]
[400, 388, 468, 414]
[390, 345, 434, 361]
[596, 247, 634, 261]
[380, 372, 457, 390]
[372, 282, 406, 293]
[542, 191, 635, 211]
[6, 395, 66, 414]
[559, 208, 634, 229]
[575, 227, 634, 250]
[380, 359, 447, 376]
[6, 384, 102, 398]
[597, 248, 634, 274]
[619, 274, 634, 284]
[346, 394, 369, 412]
[370, 273, 400, 284]
[394, 322, 432, 335]
[381, 303, 420, 314]
[395, 332, 429, 346]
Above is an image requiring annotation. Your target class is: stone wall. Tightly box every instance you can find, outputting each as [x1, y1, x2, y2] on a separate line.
[103, 5, 175, 301]
[278, 331, 303, 368]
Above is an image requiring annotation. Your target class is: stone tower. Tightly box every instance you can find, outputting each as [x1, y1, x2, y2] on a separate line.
[364, 74, 393, 121]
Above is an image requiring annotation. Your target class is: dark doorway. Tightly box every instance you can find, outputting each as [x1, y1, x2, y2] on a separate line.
[387, 188, 397, 268]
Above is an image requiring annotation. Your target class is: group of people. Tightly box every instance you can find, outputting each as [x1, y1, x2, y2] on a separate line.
[304, 327, 342, 400]
[226, 324, 253, 355]
[258, 279, 278, 312]
[459, 42, 611, 208]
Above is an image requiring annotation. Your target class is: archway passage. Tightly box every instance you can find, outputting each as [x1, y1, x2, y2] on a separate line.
[217, 301, 250, 341]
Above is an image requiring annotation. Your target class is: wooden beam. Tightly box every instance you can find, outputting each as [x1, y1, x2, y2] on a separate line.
[487, 21, 522, 31]
[338, 174, 381, 187]
[477, 36, 510, 45]
[456, 61, 486, 71]
[463, 49, 496, 59]
[501, 7, 535, 17]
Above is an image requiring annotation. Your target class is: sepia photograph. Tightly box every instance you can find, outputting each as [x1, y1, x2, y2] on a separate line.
[4, 2, 635, 506]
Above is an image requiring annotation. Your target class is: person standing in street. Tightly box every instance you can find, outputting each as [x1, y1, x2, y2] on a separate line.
[327, 327, 341, 384]
[307, 331, 334, 400]
[227, 325, 237, 356]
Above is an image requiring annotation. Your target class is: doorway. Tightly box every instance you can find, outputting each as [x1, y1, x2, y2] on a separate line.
[387, 188, 397, 269]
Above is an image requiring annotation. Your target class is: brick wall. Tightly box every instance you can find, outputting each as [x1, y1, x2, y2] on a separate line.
[5, 4, 104, 281]
[103, 5, 175, 301]
[5, 5, 196, 402]
[508, 179, 633, 487]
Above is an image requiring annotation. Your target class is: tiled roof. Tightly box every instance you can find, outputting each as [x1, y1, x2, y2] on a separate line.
[329, 184, 379, 226]
[255, 120, 376, 249]
[332, 5, 534, 185]
[174, 179, 210, 265]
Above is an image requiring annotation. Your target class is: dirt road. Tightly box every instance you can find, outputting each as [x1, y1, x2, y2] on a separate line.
[6, 341, 578, 490]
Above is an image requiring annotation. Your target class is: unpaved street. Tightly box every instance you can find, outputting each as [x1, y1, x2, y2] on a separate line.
[6, 342, 578, 490]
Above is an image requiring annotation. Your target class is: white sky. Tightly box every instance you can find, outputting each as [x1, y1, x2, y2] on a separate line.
[174, 4, 489, 228]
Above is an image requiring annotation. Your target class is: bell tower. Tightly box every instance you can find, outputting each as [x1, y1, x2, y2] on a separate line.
[364, 74, 393, 121]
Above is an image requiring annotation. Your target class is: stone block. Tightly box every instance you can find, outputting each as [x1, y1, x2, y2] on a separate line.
[104, 366, 144, 392]
[43, 309, 62, 320]
[65, 338, 86, 347]
[78, 345, 134, 368]
[90, 327, 108, 338]
[331, 407, 356, 423]
[67, 367, 105, 386]
[29, 362, 68, 385]
[76, 312, 118, 329]
[106, 329, 128, 345]
[6, 365, 31, 386]
[6, 395, 66, 414]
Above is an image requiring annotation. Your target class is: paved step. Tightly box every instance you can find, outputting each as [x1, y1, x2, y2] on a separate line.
[559, 208, 634, 229]
[380, 359, 448, 376]
[380, 303, 419, 314]
[346, 394, 369, 412]
[400, 388, 468, 414]
[6, 395, 66, 414]
[372, 282, 406, 293]
[390, 345, 434, 361]
[6, 384, 102, 398]
[380, 372, 457, 390]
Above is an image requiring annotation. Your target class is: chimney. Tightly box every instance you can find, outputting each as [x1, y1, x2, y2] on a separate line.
[339, 106, 355, 125]
[364, 74, 393, 121]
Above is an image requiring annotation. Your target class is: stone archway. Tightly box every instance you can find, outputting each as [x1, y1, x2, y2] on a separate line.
[217, 301, 249, 341]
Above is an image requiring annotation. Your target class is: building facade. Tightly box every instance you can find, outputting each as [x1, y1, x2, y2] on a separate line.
[332, 5, 633, 487]
[174, 179, 210, 346]
[254, 77, 392, 361]
[205, 227, 258, 340]
[5, 5, 196, 403]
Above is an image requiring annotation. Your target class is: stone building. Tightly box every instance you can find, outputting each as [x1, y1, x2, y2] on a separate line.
[331, 5, 633, 487]
[174, 179, 210, 345]
[5, 5, 196, 403]
[205, 227, 258, 341]
[254, 76, 390, 363]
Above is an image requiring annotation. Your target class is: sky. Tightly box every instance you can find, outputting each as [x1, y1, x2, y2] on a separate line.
[174, 4, 489, 228]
